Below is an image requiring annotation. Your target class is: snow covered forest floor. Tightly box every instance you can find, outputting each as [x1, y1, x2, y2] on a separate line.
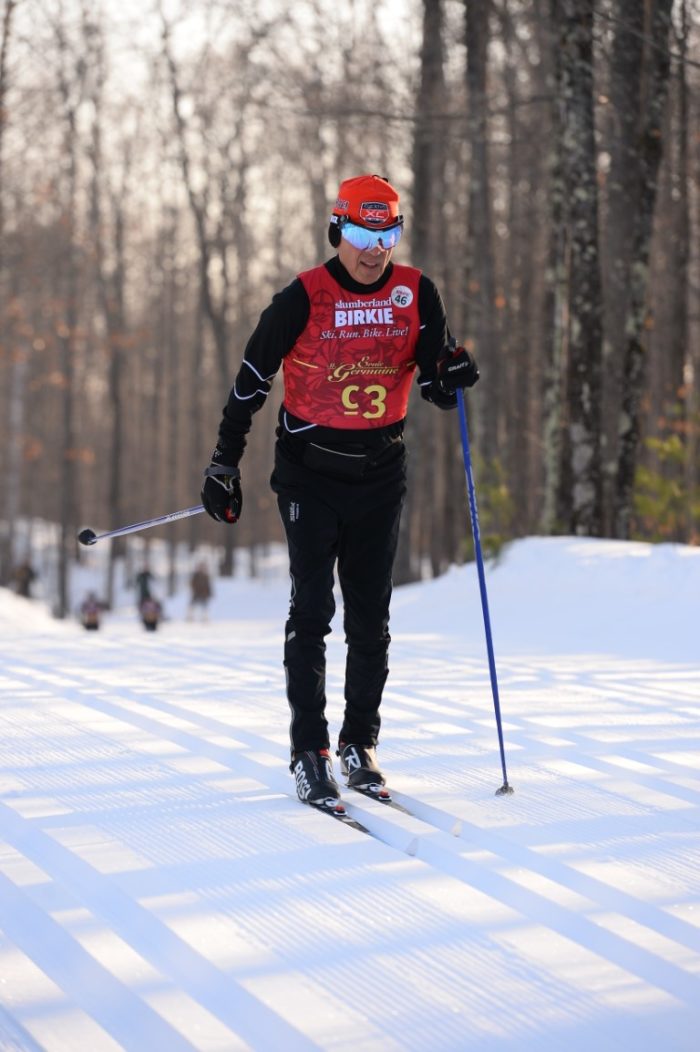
[0, 536, 699, 1051]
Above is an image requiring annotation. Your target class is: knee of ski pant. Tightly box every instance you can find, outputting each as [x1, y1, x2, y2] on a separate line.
[343, 613, 391, 649]
[285, 612, 335, 647]
[287, 590, 336, 635]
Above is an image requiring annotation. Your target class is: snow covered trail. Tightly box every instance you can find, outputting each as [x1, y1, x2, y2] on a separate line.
[1, 538, 699, 1051]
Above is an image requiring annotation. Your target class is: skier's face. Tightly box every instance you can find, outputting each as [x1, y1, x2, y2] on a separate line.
[337, 237, 393, 284]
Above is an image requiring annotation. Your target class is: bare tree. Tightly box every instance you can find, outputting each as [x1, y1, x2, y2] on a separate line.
[668, 0, 690, 421]
[0, 0, 20, 582]
[497, 0, 552, 531]
[612, 0, 675, 537]
[553, 0, 604, 534]
[464, 0, 498, 458]
[53, 7, 89, 617]
[160, 10, 230, 389]
[159, 8, 276, 572]
[394, 0, 449, 584]
[0, 0, 17, 261]
[539, 0, 569, 534]
[83, 8, 133, 606]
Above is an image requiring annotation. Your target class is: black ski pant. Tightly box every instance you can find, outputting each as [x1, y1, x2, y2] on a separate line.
[270, 441, 407, 755]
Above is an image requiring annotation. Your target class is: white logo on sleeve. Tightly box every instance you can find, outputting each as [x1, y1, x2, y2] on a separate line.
[391, 285, 413, 308]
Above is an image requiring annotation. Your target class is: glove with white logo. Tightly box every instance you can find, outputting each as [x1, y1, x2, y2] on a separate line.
[437, 344, 480, 393]
[201, 450, 242, 524]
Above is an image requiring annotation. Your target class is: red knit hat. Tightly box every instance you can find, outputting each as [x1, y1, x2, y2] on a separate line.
[331, 174, 402, 229]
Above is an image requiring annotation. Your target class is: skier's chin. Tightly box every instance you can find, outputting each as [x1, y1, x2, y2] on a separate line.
[356, 260, 383, 283]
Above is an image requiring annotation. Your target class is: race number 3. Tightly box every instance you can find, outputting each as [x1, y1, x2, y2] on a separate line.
[341, 384, 387, 419]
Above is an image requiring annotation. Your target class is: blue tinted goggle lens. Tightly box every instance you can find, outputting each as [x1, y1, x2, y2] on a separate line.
[340, 222, 403, 251]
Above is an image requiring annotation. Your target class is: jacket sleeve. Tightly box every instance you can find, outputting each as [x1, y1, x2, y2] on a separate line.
[215, 278, 310, 463]
[414, 275, 458, 410]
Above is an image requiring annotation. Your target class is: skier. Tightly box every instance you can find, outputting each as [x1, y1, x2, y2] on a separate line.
[139, 595, 162, 631]
[134, 566, 154, 604]
[133, 565, 161, 629]
[79, 591, 103, 631]
[13, 559, 37, 598]
[201, 174, 479, 810]
[188, 562, 212, 621]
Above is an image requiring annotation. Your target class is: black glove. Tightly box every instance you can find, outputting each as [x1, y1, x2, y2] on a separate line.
[437, 345, 480, 392]
[201, 459, 242, 524]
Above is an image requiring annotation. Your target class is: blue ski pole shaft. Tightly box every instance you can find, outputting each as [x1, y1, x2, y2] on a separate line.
[456, 388, 513, 795]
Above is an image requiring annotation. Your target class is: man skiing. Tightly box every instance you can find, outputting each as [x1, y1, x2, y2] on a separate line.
[201, 174, 479, 812]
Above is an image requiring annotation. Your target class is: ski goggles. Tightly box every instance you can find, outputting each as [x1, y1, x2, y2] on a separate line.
[339, 220, 403, 252]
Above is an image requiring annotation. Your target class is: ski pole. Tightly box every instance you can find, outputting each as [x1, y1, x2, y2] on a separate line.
[77, 504, 205, 547]
[456, 385, 514, 796]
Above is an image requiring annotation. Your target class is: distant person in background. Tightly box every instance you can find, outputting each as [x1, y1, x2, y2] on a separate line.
[79, 591, 103, 631]
[200, 173, 479, 812]
[13, 560, 37, 599]
[135, 567, 154, 604]
[139, 595, 162, 631]
[134, 566, 162, 630]
[188, 563, 212, 621]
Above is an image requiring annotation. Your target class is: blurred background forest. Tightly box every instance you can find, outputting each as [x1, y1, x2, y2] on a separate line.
[0, 0, 698, 616]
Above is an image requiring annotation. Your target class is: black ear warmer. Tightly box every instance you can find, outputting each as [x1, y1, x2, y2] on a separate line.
[328, 222, 342, 248]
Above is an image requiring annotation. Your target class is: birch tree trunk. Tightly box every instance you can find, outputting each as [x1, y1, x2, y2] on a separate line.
[614, 0, 674, 538]
[670, 0, 691, 542]
[555, 0, 604, 534]
[464, 0, 498, 458]
[670, 0, 689, 414]
[601, 0, 644, 531]
[540, 2, 568, 534]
